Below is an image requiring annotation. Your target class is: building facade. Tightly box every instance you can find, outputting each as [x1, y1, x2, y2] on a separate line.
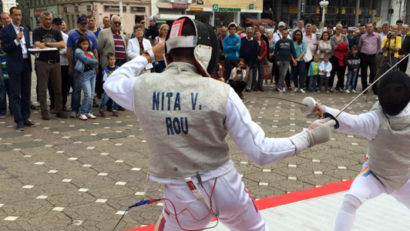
[57, 0, 151, 34]
[2, 0, 16, 14]
[28, 0, 58, 29]
[151, 0, 263, 27]
[263, 0, 410, 27]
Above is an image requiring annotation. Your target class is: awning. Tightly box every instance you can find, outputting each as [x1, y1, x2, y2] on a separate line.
[245, 18, 274, 26]
[157, 14, 195, 21]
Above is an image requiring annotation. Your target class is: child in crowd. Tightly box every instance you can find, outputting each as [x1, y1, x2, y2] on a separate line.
[229, 58, 249, 99]
[308, 54, 320, 92]
[319, 54, 333, 93]
[0, 39, 10, 119]
[99, 53, 120, 117]
[345, 45, 360, 93]
[74, 36, 98, 120]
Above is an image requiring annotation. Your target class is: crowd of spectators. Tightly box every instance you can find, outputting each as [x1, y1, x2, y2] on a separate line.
[0, 6, 409, 131]
[221, 19, 410, 98]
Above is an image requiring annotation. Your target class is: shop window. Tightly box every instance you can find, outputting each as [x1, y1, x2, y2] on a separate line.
[63, 7, 68, 13]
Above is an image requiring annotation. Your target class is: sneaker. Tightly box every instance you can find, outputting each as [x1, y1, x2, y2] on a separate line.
[16, 122, 24, 131]
[339, 89, 344, 93]
[299, 89, 305, 94]
[293, 88, 299, 92]
[287, 86, 292, 91]
[329, 88, 334, 93]
[79, 114, 88, 120]
[345, 89, 350, 93]
[0, 115, 5, 119]
[326, 90, 330, 94]
[23, 120, 35, 127]
[112, 111, 119, 117]
[352, 89, 356, 93]
[70, 111, 77, 118]
[99, 109, 105, 117]
[282, 87, 287, 92]
[86, 113, 96, 119]
[316, 90, 321, 93]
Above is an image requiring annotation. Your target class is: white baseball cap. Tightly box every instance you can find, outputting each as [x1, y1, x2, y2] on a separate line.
[278, 21, 286, 27]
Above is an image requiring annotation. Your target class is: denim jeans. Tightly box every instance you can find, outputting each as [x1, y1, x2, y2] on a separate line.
[291, 61, 306, 89]
[345, 70, 358, 90]
[99, 91, 119, 111]
[79, 70, 96, 115]
[71, 70, 82, 114]
[308, 75, 319, 91]
[224, 59, 238, 82]
[277, 61, 290, 89]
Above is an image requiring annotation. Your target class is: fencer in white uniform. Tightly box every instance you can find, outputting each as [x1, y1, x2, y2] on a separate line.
[104, 17, 335, 231]
[309, 71, 410, 231]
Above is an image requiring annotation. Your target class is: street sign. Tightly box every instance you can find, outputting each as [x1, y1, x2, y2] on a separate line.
[212, 4, 219, 11]
[189, 7, 204, 11]
[218, 8, 241, 12]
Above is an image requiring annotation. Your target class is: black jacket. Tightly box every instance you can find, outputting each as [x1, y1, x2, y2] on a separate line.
[240, 37, 258, 67]
[0, 24, 32, 74]
[398, 34, 410, 72]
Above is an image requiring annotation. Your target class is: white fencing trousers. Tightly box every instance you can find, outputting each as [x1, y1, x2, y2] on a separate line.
[334, 162, 410, 231]
[159, 167, 267, 231]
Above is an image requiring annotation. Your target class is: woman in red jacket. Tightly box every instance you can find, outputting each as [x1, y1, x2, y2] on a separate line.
[255, 30, 267, 91]
[331, 24, 349, 92]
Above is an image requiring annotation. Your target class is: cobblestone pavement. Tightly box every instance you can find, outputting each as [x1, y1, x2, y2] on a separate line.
[0, 77, 378, 230]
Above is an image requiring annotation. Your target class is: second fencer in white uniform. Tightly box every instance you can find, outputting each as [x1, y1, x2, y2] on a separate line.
[104, 17, 336, 231]
[309, 70, 410, 231]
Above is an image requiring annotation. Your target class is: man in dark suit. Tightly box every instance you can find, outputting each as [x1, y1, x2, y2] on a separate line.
[398, 24, 410, 73]
[0, 7, 32, 131]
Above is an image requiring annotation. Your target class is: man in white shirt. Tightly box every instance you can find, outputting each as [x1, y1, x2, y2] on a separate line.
[104, 17, 335, 231]
[273, 21, 291, 43]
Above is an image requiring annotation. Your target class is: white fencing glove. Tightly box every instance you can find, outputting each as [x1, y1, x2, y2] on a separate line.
[290, 118, 336, 153]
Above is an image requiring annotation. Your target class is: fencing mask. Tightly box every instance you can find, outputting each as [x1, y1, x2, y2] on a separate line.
[165, 17, 219, 77]
[378, 70, 410, 116]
